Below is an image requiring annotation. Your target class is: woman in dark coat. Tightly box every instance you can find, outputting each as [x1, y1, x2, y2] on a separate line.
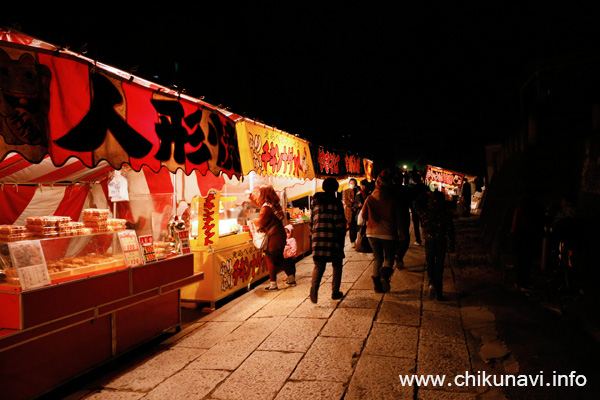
[251, 185, 287, 291]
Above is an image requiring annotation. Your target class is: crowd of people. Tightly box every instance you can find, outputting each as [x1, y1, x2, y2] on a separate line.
[248, 167, 457, 303]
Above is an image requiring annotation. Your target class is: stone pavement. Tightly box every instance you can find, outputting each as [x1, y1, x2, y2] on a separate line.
[61, 239, 493, 400]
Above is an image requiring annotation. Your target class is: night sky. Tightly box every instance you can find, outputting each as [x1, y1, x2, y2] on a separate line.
[4, 3, 600, 175]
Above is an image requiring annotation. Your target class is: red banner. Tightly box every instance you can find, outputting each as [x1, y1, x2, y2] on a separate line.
[0, 29, 243, 179]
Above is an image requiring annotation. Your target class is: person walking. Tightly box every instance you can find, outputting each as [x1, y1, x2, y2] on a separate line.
[409, 174, 427, 245]
[358, 170, 404, 293]
[343, 178, 359, 248]
[309, 177, 346, 303]
[461, 178, 472, 216]
[413, 190, 456, 301]
[393, 168, 411, 269]
[250, 185, 287, 291]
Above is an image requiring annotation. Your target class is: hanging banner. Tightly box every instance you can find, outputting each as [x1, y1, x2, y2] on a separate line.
[344, 152, 365, 177]
[311, 145, 347, 178]
[194, 189, 220, 249]
[236, 120, 315, 180]
[425, 165, 465, 188]
[108, 170, 129, 202]
[363, 158, 374, 181]
[0, 29, 243, 178]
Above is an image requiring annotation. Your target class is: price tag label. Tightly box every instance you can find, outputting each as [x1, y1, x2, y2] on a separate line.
[178, 231, 191, 254]
[118, 230, 143, 267]
[138, 234, 157, 264]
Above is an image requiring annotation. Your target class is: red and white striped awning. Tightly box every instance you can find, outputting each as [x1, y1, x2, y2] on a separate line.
[0, 152, 226, 225]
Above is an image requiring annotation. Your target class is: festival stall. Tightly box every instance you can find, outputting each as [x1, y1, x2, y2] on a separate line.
[0, 28, 241, 399]
[424, 165, 477, 212]
[180, 118, 317, 308]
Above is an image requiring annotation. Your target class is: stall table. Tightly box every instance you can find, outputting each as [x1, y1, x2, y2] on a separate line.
[0, 253, 201, 400]
[181, 232, 268, 310]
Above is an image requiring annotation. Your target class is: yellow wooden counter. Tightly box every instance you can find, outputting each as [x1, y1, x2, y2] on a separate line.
[181, 232, 268, 309]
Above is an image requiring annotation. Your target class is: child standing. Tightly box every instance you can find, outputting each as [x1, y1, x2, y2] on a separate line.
[283, 224, 297, 286]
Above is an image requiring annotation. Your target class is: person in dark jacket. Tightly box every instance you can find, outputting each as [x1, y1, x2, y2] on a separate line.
[413, 190, 455, 301]
[409, 174, 428, 245]
[393, 168, 411, 269]
[251, 185, 287, 291]
[309, 177, 346, 303]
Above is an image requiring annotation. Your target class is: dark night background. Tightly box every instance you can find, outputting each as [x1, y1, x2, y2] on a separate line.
[4, 3, 600, 175]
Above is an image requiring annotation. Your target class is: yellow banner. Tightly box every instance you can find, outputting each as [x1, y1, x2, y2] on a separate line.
[236, 120, 315, 179]
[215, 242, 268, 295]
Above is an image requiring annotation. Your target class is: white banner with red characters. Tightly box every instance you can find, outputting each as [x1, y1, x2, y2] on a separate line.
[425, 165, 465, 188]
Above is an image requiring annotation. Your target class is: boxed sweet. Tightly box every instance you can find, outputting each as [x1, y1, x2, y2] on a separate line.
[0, 225, 27, 235]
[0, 232, 33, 242]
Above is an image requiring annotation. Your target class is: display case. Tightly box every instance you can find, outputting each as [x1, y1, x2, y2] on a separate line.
[0, 232, 126, 290]
[0, 230, 202, 400]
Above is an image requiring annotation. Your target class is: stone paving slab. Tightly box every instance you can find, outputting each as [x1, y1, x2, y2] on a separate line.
[338, 288, 383, 309]
[80, 391, 145, 400]
[420, 311, 467, 345]
[416, 340, 474, 393]
[288, 298, 339, 319]
[290, 336, 364, 383]
[258, 317, 327, 352]
[188, 317, 284, 371]
[144, 369, 230, 400]
[345, 354, 415, 400]
[351, 268, 377, 290]
[206, 290, 281, 322]
[211, 351, 303, 400]
[376, 297, 422, 326]
[104, 347, 205, 392]
[363, 322, 419, 359]
[176, 321, 243, 349]
[320, 307, 377, 339]
[252, 286, 310, 318]
[274, 380, 346, 400]
[417, 389, 479, 399]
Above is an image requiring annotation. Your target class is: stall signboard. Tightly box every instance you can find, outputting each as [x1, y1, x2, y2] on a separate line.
[425, 165, 465, 188]
[0, 29, 243, 180]
[236, 120, 315, 180]
[195, 189, 220, 250]
[217, 242, 267, 294]
[118, 230, 144, 267]
[8, 240, 51, 290]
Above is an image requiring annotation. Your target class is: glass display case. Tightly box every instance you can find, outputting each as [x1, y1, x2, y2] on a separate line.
[0, 232, 125, 290]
